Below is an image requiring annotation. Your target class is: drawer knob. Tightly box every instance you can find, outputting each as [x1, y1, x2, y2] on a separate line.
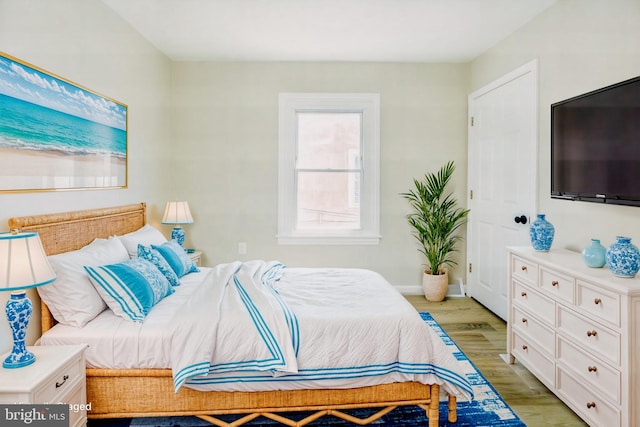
[521, 265, 527, 271]
[522, 345, 528, 350]
[522, 318, 528, 324]
[588, 366, 598, 373]
[586, 402, 596, 409]
[594, 298, 602, 305]
[586, 330, 598, 337]
[521, 291, 527, 297]
[55, 374, 69, 388]
[551, 280, 559, 287]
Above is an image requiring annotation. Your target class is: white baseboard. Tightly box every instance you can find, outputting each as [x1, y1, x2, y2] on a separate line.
[447, 279, 467, 297]
[396, 279, 467, 297]
[396, 285, 423, 295]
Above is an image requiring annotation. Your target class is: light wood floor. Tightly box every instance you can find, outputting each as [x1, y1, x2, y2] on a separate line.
[405, 295, 588, 427]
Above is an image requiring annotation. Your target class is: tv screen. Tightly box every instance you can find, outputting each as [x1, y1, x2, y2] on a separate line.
[551, 75, 640, 207]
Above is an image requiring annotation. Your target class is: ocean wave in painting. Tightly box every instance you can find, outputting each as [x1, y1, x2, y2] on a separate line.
[0, 93, 126, 159]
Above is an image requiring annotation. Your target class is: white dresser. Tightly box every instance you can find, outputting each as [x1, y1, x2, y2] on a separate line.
[507, 247, 640, 427]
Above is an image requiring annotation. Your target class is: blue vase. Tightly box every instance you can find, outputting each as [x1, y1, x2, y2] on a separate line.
[582, 239, 607, 268]
[529, 214, 554, 251]
[606, 236, 640, 278]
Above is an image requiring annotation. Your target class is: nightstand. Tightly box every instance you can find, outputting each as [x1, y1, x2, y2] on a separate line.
[0, 344, 88, 427]
[188, 250, 203, 267]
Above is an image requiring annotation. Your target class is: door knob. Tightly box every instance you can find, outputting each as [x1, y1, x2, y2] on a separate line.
[514, 215, 528, 224]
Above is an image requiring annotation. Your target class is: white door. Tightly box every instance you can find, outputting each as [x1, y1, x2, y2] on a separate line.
[466, 60, 538, 320]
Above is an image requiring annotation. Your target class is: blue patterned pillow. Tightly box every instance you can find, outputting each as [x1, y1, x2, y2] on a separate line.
[137, 244, 180, 286]
[152, 240, 200, 278]
[84, 259, 174, 321]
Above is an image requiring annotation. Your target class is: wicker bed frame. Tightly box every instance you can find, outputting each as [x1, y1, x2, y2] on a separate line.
[9, 203, 457, 427]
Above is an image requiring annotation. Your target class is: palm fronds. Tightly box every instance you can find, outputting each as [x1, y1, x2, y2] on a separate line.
[401, 161, 469, 274]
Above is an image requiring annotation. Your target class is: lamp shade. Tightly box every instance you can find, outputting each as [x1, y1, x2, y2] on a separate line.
[0, 232, 56, 291]
[162, 201, 194, 225]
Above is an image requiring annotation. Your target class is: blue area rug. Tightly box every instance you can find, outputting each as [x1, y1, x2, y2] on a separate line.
[88, 312, 524, 427]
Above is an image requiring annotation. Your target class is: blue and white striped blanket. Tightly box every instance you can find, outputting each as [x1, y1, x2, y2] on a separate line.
[170, 261, 297, 391]
[170, 261, 473, 401]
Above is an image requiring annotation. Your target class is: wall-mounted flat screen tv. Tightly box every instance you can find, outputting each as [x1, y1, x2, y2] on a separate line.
[551, 75, 640, 207]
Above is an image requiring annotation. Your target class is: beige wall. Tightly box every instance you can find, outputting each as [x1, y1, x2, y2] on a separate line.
[470, 0, 640, 254]
[0, 0, 173, 352]
[171, 61, 470, 289]
[3, 0, 639, 355]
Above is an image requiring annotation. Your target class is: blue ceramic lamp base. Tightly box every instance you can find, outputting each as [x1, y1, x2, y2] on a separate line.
[171, 226, 186, 247]
[3, 291, 36, 369]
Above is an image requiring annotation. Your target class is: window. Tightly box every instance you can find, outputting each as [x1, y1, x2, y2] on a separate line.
[278, 93, 380, 244]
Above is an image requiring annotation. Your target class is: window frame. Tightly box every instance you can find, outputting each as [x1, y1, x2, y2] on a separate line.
[278, 93, 381, 245]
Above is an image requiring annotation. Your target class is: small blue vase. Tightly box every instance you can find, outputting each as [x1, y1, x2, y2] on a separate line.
[530, 214, 555, 252]
[606, 236, 640, 278]
[582, 239, 607, 268]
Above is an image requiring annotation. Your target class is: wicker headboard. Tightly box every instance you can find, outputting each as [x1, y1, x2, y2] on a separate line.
[7, 203, 147, 332]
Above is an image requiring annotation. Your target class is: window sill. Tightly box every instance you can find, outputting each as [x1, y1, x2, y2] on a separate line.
[277, 234, 381, 245]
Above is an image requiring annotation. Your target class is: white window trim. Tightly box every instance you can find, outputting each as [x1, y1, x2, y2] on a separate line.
[278, 93, 381, 245]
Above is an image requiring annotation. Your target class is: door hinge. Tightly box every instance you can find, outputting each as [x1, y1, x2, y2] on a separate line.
[468, 263, 472, 273]
[469, 189, 473, 199]
[470, 116, 474, 127]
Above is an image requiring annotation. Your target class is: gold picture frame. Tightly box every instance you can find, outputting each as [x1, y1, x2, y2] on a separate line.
[0, 52, 127, 192]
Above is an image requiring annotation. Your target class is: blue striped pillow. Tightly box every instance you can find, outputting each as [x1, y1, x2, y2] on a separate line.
[137, 244, 180, 286]
[152, 240, 200, 278]
[85, 259, 174, 321]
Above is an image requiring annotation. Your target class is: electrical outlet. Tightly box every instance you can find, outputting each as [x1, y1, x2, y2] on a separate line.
[238, 242, 247, 255]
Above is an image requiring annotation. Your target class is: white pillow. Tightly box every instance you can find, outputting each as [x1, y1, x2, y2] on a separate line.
[38, 237, 130, 327]
[117, 224, 167, 258]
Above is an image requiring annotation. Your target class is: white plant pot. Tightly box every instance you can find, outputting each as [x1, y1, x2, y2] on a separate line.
[422, 269, 449, 302]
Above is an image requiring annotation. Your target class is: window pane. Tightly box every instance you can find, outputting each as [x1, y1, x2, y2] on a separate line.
[278, 92, 380, 244]
[297, 171, 361, 230]
[297, 112, 361, 169]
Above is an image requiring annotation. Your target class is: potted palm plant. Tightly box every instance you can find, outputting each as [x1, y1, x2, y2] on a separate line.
[401, 161, 470, 301]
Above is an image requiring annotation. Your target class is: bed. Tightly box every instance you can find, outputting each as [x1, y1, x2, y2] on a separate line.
[9, 203, 470, 427]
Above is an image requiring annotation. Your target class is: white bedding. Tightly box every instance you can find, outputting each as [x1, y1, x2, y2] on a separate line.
[38, 262, 473, 400]
[38, 268, 210, 369]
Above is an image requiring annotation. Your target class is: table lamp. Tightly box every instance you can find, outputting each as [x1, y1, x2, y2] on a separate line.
[161, 201, 194, 247]
[0, 231, 56, 368]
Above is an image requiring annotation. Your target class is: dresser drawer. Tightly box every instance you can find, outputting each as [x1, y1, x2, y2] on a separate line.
[65, 382, 87, 427]
[513, 281, 555, 326]
[506, 248, 638, 427]
[512, 305, 555, 356]
[511, 256, 538, 286]
[557, 306, 620, 367]
[511, 331, 555, 389]
[540, 267, 575, 304]
[576, 280, 620, 327]
[557, 367, 621, 427]
[33, 353, 84, 404]
[557, 336, 620, 404]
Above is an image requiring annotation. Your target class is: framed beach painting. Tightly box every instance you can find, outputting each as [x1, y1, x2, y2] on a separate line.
[0, 52, 127, 192]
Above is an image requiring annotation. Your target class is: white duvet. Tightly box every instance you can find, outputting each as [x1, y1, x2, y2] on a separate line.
[170, 261, 299, 390]
[170, 261, 472, 400]
[39, 262, 472, 401]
